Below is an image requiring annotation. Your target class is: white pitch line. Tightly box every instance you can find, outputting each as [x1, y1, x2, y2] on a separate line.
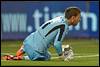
[1, 60, 7, 61]
[74, 54, 99, 58]
[51, 54, 99, 59]
[1, 53, 97, 56]
[1, 54, 99, 61]
[1, 53, 99, 60]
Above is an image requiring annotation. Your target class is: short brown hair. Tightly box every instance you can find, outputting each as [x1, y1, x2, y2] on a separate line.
[65, 7, 81, 19]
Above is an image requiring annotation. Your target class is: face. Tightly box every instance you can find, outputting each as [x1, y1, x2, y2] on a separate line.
[69, 14, 81, 26]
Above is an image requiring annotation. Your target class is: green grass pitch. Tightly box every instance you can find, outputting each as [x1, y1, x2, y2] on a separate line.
[1, 39, 99, 66]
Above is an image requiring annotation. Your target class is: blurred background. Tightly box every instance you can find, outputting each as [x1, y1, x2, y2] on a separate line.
[1, 1, 99, 66]
[1, 1, 99, 40]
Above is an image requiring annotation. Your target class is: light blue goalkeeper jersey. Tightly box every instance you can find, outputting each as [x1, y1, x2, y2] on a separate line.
[23, 16, 69, 56]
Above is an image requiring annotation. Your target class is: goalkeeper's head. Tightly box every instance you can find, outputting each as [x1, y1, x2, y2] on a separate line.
[64, 7, 81, 26]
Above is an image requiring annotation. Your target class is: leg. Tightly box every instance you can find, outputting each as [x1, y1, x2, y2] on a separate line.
[1, 54, 14, 60]
[16, 45, 25, 56]
[1, 45, 25, 60]
[24, 44, 46, 61]
[13, 45, 25, 60]
[23, 56, 30, 60]
[44, 51, 51, 60]
[35, 51, 51, 61]
[13, 55, 30, 60]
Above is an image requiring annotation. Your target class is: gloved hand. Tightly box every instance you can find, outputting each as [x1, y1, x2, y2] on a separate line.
[62, 45, 74, 61]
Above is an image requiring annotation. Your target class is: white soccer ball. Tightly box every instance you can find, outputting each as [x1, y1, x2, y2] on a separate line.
[62, 44, 70, 51]
[65, 45, 70, 48]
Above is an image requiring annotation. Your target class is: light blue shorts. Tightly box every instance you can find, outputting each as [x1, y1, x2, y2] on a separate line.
[24, 43, 51, 61]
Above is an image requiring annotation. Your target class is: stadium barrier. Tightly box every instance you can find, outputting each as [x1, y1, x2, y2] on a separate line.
[1, 1, 99, 40]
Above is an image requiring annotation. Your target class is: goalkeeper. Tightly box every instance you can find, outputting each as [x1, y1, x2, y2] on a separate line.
[3, 7, 81, 61]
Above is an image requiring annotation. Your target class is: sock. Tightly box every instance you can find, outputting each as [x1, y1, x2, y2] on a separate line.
[23, 56, 30, 60]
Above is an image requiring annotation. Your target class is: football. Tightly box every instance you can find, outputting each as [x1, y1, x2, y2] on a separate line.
[62, 44, 70, 51]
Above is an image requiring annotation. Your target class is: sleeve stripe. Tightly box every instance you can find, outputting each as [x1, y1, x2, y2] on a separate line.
[58, 25, 65, 41]
[45, 24, 65, 41]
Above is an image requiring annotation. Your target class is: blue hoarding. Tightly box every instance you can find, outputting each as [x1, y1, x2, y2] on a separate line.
[1, 1, 99, 40]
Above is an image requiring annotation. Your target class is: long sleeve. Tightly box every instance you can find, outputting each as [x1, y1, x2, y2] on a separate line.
[54, 26, 66, 56]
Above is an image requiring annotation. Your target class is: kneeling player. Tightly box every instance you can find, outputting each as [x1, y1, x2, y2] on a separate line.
[2, 7, 80, 61]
